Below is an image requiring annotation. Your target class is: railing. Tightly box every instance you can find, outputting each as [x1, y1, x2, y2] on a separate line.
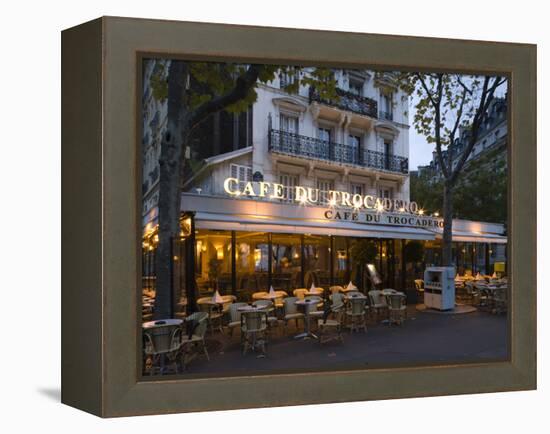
[269, 129, 408, 174]
[379, 110, 393, 121]
[309, 87, 378, 119]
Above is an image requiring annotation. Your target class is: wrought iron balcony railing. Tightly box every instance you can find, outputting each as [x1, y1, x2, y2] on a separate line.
[269, 129, 408, 174]
[309, 87, 378, 119]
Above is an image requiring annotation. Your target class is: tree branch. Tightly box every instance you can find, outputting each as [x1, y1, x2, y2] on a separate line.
[449, 76, 505, 183]
[447, 85, 468, 169]
[416, 73, 437, 107]
[187, 64, 264, 129]
[456, 76, 473, 96]
[433, 74, 450, 180]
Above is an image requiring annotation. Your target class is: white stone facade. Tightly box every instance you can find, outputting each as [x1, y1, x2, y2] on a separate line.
[141, 62, 412, 223]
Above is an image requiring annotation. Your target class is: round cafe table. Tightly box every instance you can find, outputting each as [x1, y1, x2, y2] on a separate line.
[142, 318, 183, 330]
[344, 292, 367, 300]
[294, 298, 319, 340]
[237, 305, 265, 312]
[341, 286, 358, 294]
[261, 292, 285, 315]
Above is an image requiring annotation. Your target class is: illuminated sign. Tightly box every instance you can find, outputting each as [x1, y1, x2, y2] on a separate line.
[223, 177, 422, 214]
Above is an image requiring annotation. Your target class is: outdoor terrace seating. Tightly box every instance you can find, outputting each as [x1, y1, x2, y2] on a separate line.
[143, 321, 183, 375]
[282, 296, 305, 332]
[197, 296, 225, 335]
[317, 306, 345, 345]
[226, 302, 248, 337]
[241, 310, 268, 355]
[293, 288, 309, 299]
[180, 312, 210, 369]
[388, 293, 407, 325]
[368, 290, 389, 322]
[345, 296, 368, 333]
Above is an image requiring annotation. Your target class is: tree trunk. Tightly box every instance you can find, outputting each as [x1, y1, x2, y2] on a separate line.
[154, 61, 187, 320]
[442, 182, 454, 267]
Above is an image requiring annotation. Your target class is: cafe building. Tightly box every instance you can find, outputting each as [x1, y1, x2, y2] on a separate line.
[141, 64, 507, 312]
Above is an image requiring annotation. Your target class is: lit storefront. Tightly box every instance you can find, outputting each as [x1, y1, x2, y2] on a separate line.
[141, 181, 507, 315]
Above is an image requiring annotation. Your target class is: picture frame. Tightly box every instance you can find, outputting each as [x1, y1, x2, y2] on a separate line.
[61, 16, 536, 417]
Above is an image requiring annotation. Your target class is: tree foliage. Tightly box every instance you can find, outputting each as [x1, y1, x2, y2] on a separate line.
[411, 147, 507, 224]
[403, 240, 425, 263]
[397, 71, 507, 265]
[151, 62, 339, 120]
[350, 239, 378, 265]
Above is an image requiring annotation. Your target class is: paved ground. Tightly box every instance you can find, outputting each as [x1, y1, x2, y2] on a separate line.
[176, 307, 508, 378]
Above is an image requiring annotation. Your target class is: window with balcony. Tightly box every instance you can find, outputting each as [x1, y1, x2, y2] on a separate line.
[348, 78, 364, 96]
[280, 114, 299, 134]
[383, 140, 394, 170]
[380, 92, 393, 121]
[348, 134, 361, 164]
[318, 127, 332, 143]
[280, 173, 299, 203]
[317, 178, 334, 205]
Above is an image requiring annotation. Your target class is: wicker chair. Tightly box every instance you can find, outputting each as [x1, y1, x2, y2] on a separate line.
[143, 322, 182, 375]
[330, 292, 345, 307]
[293, 288, 308, 300]
[464, 281, 479, 306]
[180, 311, 210, 369]
[305, 296, 324, 322]
[414, 279, 424, 303]
[345, 297, 368, 333]
[282, 296, 305, 333]
[388, 294, 407, 325]
[317, 307, 345, 345]
[272, 290, 288, 310]
[491, 287, 508, 314]
[241, 310, 268, 355]
[252, 300, 279, 332]
[197, 297, 224, 335]
[221, 295, 237, 314]
[226, 302, 248, 337]
[329, 285, 344, 295]
[368, 290, 388, 322]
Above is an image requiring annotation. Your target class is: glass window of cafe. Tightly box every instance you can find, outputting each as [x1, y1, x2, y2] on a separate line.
[191, 230, 428, 298]
[303, 234, 331, 288]
[144, 228, 507, 315]
[235, 231, 269, 298]
[195, 229, 233, 296]
[271, 233, 302, 291]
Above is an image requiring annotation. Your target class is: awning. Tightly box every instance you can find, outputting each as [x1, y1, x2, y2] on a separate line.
[428, 228, 507, 244]
[194, 212, 436, 240]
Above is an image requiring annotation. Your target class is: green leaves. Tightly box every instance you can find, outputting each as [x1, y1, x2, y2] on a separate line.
[410, 146, 507, 224]
[150, 69, 168, 101]
[151, 60, 340, 117]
